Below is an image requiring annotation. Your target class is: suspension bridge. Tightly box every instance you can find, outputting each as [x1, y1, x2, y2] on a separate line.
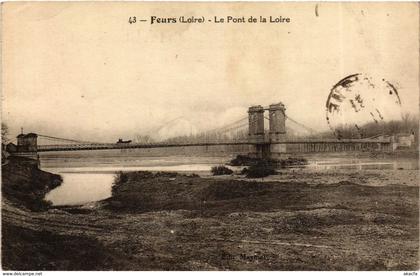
[10, 102, 393, 161]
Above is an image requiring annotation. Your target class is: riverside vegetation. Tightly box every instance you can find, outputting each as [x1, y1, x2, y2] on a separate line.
[210, 155, 308, 178]
[1, 155, 418, 270]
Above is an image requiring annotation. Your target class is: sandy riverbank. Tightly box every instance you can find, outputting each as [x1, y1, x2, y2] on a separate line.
[1, 158, 419, 270]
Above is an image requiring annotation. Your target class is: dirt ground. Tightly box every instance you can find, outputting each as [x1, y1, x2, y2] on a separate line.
[2, 163, 419, 270]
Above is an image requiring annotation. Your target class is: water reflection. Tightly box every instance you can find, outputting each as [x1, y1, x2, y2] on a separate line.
[44, 173, 114, 206]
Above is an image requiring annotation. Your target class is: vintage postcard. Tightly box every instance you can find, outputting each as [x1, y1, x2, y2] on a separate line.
[1, 1, 419, 272]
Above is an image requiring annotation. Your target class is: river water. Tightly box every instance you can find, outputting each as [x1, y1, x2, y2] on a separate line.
[42, 155, 418, 206]
[43, 156, 229, 206]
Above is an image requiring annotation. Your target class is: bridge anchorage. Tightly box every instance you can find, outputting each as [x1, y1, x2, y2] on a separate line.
[8, 101, 397, 167]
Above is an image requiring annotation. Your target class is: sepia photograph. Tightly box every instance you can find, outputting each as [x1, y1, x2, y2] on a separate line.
[1, 1, 419, 272]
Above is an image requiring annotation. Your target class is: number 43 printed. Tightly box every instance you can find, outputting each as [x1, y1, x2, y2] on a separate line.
[128, 16, 136, 24]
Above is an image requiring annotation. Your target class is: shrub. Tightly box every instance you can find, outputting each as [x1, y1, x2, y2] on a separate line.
[245, 160, 277, 178]
[211, 165, 233, 176]
[29, 198, 52, 212]
[240, 167, 249, 175]
[155, 172, 178, 178]
[229, 155, 261, 166]
[113, 171, 128, 185]
[112, 171, 129, 194]
[279, 157, 308, 167]
[230, 155, 308, 178]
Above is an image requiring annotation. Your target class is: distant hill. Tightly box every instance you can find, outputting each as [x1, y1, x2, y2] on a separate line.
[154, 118, 198, 141]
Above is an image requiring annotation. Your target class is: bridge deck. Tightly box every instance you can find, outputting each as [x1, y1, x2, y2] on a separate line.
[37, 139, 391, 152]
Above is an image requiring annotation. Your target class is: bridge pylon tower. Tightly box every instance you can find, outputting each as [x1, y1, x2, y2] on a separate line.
[248, 105, 265, 144]
[247, 102, 288, 159]
[269, 102, 287, 158]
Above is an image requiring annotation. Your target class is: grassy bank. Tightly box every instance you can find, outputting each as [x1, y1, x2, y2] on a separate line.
[106, 171, 419, 218]
[103, 171, 419, 270]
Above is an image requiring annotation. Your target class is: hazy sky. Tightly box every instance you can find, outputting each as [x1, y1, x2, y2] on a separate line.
[2, 2, 419, 142]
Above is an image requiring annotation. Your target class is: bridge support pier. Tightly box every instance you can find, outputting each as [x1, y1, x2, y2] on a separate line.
[268, 103, 287, 159]
[252, 144, 271, 159]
